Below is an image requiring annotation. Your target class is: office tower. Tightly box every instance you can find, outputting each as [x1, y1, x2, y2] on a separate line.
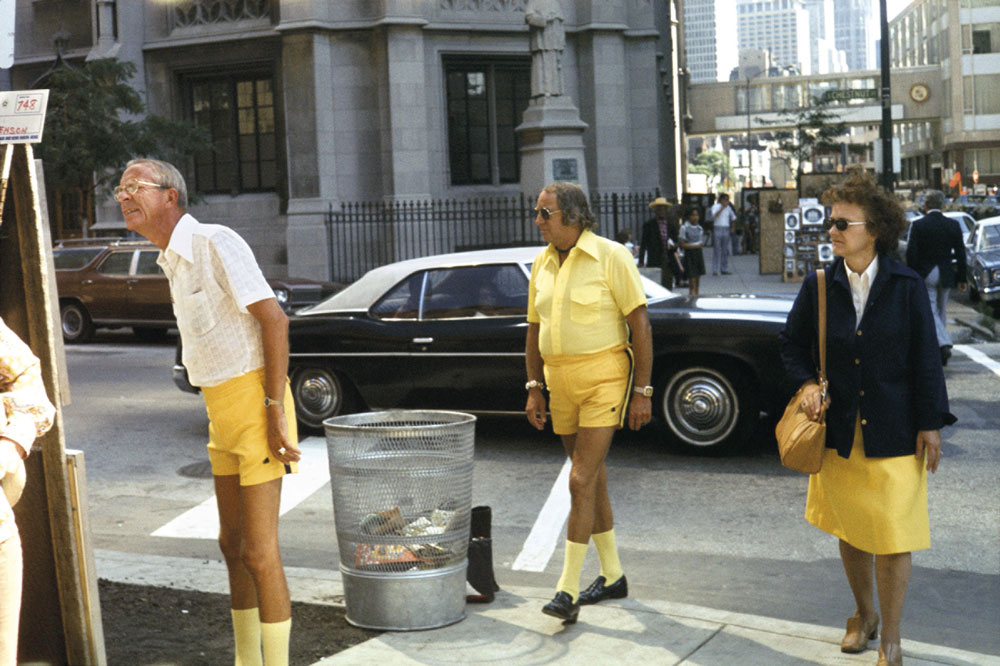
[684, 0, 739, 82]
[834, 0, 874, 71]
[737, 0, 812, 75]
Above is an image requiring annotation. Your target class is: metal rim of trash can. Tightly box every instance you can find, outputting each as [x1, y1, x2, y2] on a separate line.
[323, 409, 477, 433]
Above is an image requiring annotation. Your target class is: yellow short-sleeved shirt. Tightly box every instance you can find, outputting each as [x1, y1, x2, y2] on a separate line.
[527, 229, 647, 356]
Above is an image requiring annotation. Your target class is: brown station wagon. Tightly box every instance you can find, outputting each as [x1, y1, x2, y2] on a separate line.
[53, 238, 341, 343]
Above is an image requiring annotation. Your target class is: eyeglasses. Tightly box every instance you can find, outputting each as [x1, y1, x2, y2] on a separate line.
[113, 179, 166, 201]
[823, 217, 867, 231]
[532, 207, 561, 221]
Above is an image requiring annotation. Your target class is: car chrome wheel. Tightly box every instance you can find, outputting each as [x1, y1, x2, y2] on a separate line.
[60, 302, 94, 343]
[292, 367, 345, 430]
[659, 365, 747, 452]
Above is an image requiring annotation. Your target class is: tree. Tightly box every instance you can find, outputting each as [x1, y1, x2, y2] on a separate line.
[689, 150, 735, 192]
[34, 58, 209, 237]
[761, 95, 863, 185]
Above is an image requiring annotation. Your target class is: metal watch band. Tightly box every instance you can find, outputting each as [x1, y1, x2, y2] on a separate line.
[525, 379, 545, 391]
[633, 385, 654, 397]
[264, 396, 283, 408]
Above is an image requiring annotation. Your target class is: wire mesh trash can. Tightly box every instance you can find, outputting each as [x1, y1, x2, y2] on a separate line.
[324, 410, 476, 630]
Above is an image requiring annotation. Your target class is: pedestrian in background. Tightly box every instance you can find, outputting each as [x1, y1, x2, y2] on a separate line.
[709, 193, 736, 275]
[639, 197, 676, 287]
[780, 171, 953, 666]
[679, 207, 705, 297]
[905, 189, 967, 366]
[525, 182, 653, 625]
[615, 228, 638, 264]
[116, 158, 301, 666]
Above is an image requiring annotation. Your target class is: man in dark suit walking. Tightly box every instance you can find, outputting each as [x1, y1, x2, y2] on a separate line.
[905, 190, 967, 365]
[639, 197, 683, 288]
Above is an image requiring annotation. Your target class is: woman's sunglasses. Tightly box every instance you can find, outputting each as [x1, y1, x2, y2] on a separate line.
[823, 217, 867, 231]
[532, 207, 561, 221]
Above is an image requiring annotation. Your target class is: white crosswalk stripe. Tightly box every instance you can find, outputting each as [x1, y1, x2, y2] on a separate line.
[151, 437, 329, 539]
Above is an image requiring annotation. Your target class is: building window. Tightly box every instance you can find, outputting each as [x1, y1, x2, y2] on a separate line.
[963, 74, 1000, 115]
[187, 73, 278, 194]
[444, 58, 530, 186]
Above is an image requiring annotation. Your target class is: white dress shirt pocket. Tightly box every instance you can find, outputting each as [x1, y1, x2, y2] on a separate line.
[184, 290, 221, 336]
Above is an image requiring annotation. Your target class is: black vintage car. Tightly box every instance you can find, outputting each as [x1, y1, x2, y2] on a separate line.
[281, 247, 794, 454]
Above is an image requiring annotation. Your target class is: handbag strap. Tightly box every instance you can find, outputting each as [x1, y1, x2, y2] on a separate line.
[816, 269, 828, 413]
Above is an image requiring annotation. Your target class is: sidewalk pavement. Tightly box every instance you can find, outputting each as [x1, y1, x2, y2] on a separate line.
[96, 550, 999, 665]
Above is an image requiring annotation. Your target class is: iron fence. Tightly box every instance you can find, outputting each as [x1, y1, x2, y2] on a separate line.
[325, 190, 661, 283]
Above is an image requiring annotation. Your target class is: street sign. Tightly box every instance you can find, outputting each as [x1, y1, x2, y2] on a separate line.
[0, 90, 50, 143]
[822, 89, 878, 103]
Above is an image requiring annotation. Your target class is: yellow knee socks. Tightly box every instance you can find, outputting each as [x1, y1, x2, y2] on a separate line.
[261, 618, 291, 666]
[555, 540, 588, 602]
[231, 608, 262, 666]
[592, 528, 624, 584]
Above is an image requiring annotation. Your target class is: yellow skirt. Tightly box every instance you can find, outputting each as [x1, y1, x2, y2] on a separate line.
[805, 415, 929, 554]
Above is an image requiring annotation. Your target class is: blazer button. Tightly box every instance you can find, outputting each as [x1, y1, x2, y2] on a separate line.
[855, 358, 861, 365]
[859, 390, 865, 396]
[857, 330, 863, 336]
[861, 418, 868, 425]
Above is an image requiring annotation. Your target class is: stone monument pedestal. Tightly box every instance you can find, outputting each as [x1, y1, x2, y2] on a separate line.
[517, 95, 589, 196]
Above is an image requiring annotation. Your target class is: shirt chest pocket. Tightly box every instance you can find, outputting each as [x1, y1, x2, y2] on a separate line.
[570, 286, 601, 325]
[183, 288, 221, 337]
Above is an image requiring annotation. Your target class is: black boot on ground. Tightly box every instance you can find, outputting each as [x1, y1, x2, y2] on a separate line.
[467, 505, 500, 602]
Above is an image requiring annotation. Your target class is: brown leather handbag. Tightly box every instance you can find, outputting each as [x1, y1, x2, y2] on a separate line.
[776, 269, 828, 474]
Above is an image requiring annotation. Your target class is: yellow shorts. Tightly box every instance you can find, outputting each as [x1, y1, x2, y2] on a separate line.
[202, 368, 299, 486]
[543, 345, 634, 435]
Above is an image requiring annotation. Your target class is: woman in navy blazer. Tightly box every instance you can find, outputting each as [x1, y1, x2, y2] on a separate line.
[780, 172, 955, 666]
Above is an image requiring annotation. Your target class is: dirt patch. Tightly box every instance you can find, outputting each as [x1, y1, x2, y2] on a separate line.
[99, 579, 379, 665]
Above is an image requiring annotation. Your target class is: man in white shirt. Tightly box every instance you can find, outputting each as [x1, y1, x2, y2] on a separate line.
[116, 158, 301, 666]
[709, 193, 737, 275]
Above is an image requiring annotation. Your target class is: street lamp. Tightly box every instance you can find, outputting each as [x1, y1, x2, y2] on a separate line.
[746, 76, 753, 188]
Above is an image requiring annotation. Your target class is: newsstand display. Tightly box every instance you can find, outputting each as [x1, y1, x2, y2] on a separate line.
[783, 199, 835, 282]
[324, 410, 476, 630]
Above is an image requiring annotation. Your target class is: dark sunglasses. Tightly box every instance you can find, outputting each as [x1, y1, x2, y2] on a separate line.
[823, 217, 867, 231]
[532, 207, 561, 221]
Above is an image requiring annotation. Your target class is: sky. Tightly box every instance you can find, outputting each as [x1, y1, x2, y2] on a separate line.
[885, 0, 912, 21]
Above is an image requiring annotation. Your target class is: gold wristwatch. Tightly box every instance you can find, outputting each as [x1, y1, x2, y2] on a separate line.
[633, 385, 654, 397]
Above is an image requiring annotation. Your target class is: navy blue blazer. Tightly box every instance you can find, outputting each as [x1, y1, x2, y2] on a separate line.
[905, 210, 967, 288]
[780, 256, 956, 459]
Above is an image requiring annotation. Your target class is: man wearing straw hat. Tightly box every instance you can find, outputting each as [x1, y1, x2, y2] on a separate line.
[639, 196, 684, 288]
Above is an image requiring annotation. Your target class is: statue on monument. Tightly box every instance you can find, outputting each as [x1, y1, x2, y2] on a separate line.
[525, 0, 564, 98]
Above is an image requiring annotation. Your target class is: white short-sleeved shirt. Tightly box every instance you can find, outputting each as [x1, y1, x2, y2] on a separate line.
[157, 214, 274, 387]
[710, 202, 737, 229]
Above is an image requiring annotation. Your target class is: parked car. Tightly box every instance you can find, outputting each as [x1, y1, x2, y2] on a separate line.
[53, 238, 341, 343]
[965, 215, 1000, 314]
[171, 246, 799, 454]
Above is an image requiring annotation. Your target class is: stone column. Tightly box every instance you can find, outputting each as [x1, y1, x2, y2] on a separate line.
[283, 31, 340, 280]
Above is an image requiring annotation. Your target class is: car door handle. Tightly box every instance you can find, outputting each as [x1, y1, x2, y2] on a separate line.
[412, 337, 434, 345]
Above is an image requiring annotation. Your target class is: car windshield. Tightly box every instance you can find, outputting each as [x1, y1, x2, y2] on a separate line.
[53, 248, 103, 269]
[982, 225, 1000, 250]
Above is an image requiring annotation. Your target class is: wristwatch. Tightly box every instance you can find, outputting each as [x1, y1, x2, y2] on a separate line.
[633, 385, 654, 398]
[264, 396, 284, 408]
[525, 379, 545, 391]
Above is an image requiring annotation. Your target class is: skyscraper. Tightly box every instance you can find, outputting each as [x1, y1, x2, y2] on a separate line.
[804, 0, 848, 74]
[834, 0, 874, 71]
[683, 0, 738, 83]
[737, 0, 812, 75]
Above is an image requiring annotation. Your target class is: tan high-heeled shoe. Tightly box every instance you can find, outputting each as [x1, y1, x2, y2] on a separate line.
[876, 642, 902, 666]
[840, 613, 879, 653]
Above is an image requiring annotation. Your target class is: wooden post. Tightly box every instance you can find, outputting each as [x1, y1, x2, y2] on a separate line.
[2, 143, 105, 664]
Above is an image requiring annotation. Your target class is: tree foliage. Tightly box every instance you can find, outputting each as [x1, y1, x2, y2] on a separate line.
[35, 58, 209, 193]
[762, 96, 862, 177]
[689, 150, 735, 191]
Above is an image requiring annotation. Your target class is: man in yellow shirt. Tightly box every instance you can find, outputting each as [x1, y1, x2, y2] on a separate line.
[525, 182, 654, 623]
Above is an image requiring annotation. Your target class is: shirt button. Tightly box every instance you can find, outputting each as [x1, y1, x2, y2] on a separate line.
[861, 418, 867, 426]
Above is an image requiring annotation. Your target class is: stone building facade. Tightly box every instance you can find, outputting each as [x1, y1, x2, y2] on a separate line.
[8, 0, 679, 280]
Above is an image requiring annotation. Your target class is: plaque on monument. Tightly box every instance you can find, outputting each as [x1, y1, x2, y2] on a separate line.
[552, 158, 578, 182]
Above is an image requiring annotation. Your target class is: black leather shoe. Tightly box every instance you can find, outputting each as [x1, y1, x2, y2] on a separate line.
[541, 591, 579, 624]
[578, 575, 628, 605]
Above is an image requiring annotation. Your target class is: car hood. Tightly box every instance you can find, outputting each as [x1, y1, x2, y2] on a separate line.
[649, 292, 794, 322]
[975, 248, 1000, 267]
